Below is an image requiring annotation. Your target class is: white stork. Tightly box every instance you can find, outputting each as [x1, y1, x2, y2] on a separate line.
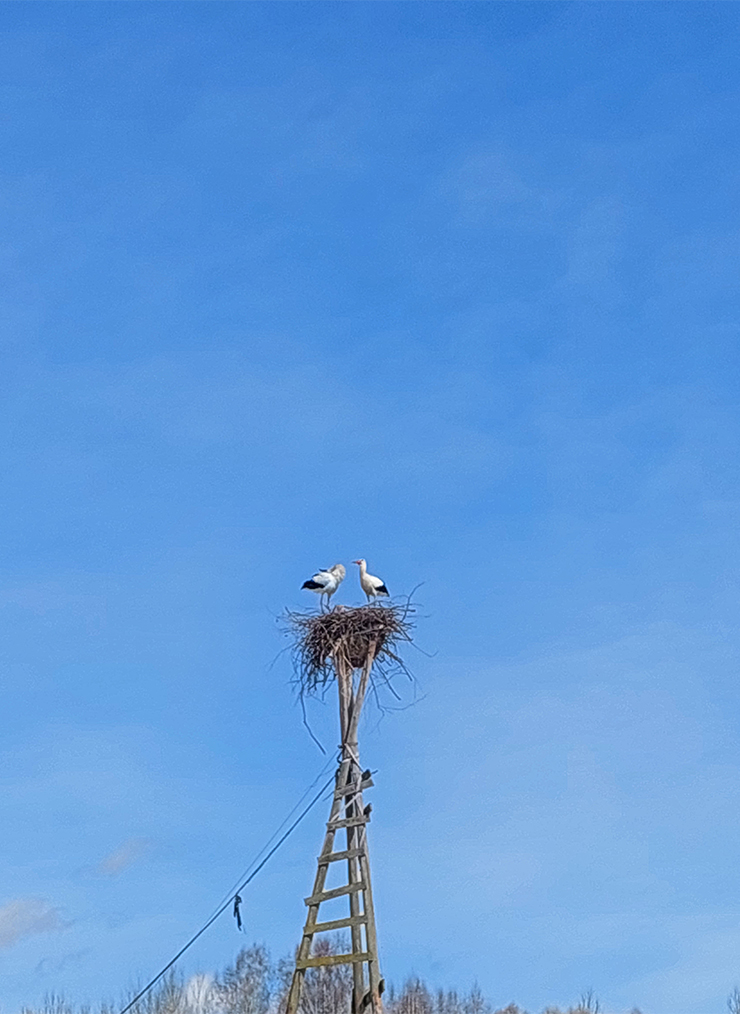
[301, 563, 346, 610]
[353, 559, 389, 604]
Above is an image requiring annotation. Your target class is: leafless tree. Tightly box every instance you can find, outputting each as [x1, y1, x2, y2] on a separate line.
[541, 993, 601, 1014]
[122, 971, 186, 1014]
[21, 995, 80, 1014]
[295, 937, 353, 1014]
[214, 944, 274, 1014]
[728, 986, 740, 1014]
[386, 978, 434, 1014]
[20, 941, 633, 1014]
[576, 991, 601, 1014]
[434, 988, 461, 1014]
[182, 975, 217, 1014]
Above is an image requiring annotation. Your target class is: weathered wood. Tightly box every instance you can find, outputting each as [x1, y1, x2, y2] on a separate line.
[346, 789, 366, 1012]
[333, 777, 373, 798]
[358, 840, 383, 1002]
[317, 847, 364, 864]
[347, 640, 377, 745]
[285, 753, 354, 1014]
[336, 654, 352, 749]
[341, 651, 364, 1014]
[334, 781, 361, 798]
[304, 881, 364, 906]
[304, 914, 368, 934]
[286, 634, 383, 1014]
[327, 814, 370, 830]
[296, 951, 371, 970]
[345, 643, 377, 1014]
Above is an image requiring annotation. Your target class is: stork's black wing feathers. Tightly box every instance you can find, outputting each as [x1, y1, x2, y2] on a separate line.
[376, 584, 389, 595]
[302, 579, 325, 590]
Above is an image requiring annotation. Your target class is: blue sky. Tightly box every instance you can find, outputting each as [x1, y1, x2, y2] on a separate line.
[1, 3, 740, 1012]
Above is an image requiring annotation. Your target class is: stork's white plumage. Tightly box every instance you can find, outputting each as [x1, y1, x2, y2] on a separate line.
[301, 563, 346, 610]
[353, 559, 389, 604]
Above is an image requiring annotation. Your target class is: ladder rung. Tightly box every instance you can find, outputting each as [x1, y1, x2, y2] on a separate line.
[296, 952, 371, 970]
[328, 815, 369, 829]
[304, 881, 365, 906]
[334, 778, 373, 798]
[304, 914, 368, 935]
[317, 848, 364, 865]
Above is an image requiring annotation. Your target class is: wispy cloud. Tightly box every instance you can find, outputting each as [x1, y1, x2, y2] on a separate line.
[95, 838, 151, 877]
[0, 898, 65, 950]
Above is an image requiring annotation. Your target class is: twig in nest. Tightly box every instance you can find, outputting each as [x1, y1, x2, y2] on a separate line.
[285, 602, 415, 704]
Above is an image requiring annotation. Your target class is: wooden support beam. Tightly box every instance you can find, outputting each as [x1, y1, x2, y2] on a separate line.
[333, 777, 374, 798]
[304, 914, 368, 935]
[327, 814, 370, 830]
[304, 881, 365, 906]
[296, 952, 371, 970]
[317, 847, 364, 865]
[285, 638, 384, 1014]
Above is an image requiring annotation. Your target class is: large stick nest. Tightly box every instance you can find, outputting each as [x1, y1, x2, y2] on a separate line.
[286, 602, 414, 697]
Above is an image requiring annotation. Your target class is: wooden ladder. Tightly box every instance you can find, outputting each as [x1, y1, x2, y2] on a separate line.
[285, 645, 384, 1014]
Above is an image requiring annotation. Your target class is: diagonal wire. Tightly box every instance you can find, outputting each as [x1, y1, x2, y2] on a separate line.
[204, 753, 337, 922]
[118, 768, 337, 1014]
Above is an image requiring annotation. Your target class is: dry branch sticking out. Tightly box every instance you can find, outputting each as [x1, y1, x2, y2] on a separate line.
[286, 603, 414, 697]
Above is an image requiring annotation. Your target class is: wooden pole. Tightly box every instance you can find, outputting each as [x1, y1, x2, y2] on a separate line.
[345, 643, 376, 1013]
[285, 634, 384, 1014]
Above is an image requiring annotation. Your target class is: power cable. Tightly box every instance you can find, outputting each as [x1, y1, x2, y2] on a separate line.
[118, 768, 337, 1014]
[204, 753, 337, 923]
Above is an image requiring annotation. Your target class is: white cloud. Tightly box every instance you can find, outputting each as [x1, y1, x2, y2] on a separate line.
[0, 898, 65, 949]
[95, 838, 151, 876]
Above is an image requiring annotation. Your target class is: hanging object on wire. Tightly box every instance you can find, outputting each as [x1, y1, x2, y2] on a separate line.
[233, 894, 243, 932]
